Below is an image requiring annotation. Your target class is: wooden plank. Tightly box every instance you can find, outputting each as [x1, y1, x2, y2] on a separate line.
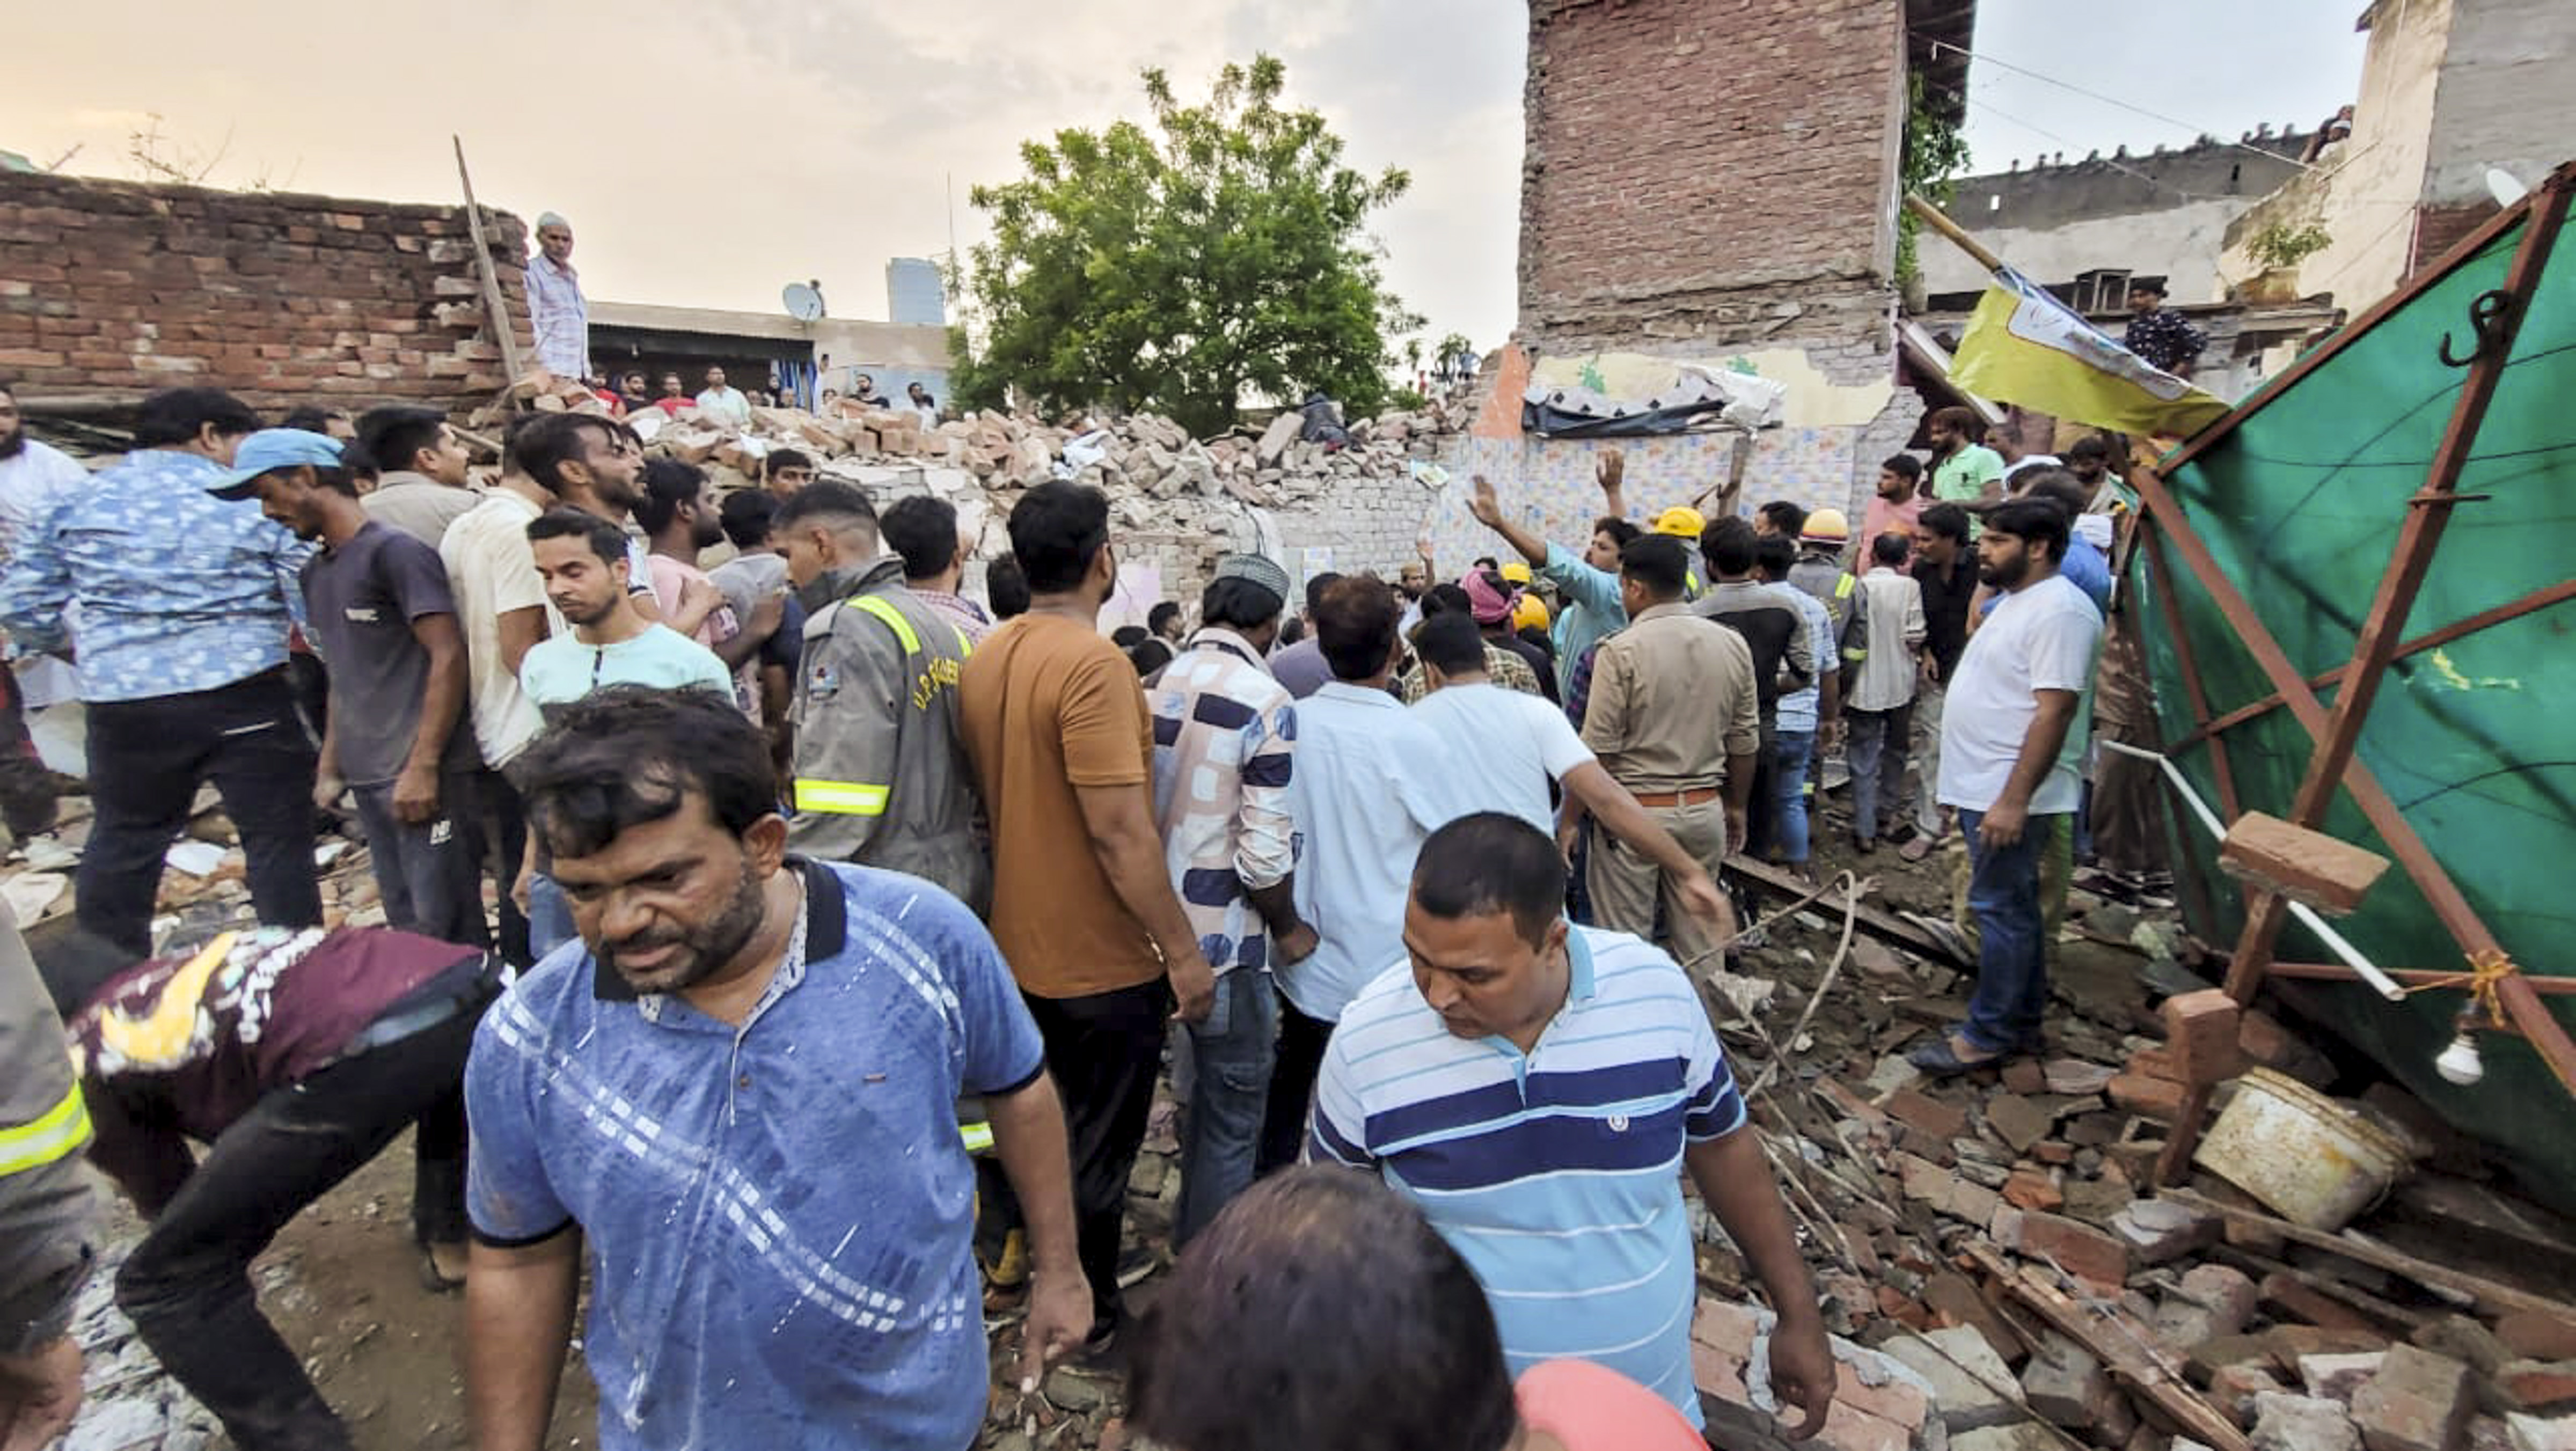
[451, 136, 526, 390]
[1723, 853, 1966, 965]
[1965, 1242, 2253, 1451]
[2161, 1187, 2573, 1321]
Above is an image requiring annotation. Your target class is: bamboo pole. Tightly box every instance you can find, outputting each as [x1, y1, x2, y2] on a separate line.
[451, 136, 526, 391]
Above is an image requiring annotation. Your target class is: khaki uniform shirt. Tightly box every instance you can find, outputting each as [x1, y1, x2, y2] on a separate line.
[1578, 604, 1760, 793]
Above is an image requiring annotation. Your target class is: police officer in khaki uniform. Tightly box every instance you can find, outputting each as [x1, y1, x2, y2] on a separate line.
[771, 481, 989, 914]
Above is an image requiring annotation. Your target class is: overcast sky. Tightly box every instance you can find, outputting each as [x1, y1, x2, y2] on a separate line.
[6, 1, 2368, 361]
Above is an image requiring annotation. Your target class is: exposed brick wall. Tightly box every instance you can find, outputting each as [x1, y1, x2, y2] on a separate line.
[1519, 0, 1907, 354]
[0, 171, 534, 412]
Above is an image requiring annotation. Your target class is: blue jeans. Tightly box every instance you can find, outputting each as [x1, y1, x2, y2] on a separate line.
[1958, 807, 2059, 1053]
[526, 871, 577, 962]
[1174, 966, 1278, 1246]
[1773, 730, 1816, 865]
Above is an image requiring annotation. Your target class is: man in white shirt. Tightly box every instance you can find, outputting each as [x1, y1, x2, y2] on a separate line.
[694, 367, 754, 428]
[1258, 575, 1463, 1176]
[524, 212, 589, 383]
[1845, 531, 1926, 852]
[0, 384, 89, 710]
[1912, 498, 2102, 1075]
[1408, 614, 1730, 948]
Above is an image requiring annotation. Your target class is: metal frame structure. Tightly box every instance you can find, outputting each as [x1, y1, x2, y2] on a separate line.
[2136, 161, 2576, 1183]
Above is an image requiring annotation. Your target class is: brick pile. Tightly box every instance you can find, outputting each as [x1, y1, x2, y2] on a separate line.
[0, 169, 533, 412]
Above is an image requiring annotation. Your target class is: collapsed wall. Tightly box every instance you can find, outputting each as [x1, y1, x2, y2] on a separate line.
[0, 170, 533, 413]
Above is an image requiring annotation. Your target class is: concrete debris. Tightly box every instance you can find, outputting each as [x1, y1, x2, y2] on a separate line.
[2352, 1346, 2475, 1451]
[2256, 1393, 2367, 1451]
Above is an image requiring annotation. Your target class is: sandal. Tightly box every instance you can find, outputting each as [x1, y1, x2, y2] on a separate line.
[1906, 1033, 2004, 1077]
[1899, 832, 1945, 863]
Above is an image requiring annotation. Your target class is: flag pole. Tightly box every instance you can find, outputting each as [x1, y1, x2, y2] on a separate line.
[1905, 193, 2004, 273]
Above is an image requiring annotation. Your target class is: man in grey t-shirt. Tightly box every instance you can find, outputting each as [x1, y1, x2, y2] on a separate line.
[226, 457, 489, 950]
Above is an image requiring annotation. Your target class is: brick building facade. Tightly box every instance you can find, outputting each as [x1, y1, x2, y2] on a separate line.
[0, 170, 532, 413]
[1418, 0, 1973, 571]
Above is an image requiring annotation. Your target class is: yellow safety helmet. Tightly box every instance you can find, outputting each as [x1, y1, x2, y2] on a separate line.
[1652, 505, 1706, 539]
[1512, 593, 1551, 633]
[1499, 560, 1534, 585]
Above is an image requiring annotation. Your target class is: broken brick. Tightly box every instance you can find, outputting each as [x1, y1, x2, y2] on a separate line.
[1884, 1087, 1972, 1141]
[2271, 1327, 2397, 1365]
[2025, 1330, 2123, 1430]
[1899, 1152, 2003, 1227]
[2114, 1198, 2223, 1264]
[1924, 1271, 2027, 1364]
[2035, 1140, 2076, 1165]
[2003, 1167, 2064, 1212]
[2003, 1058, 2048, 1094]
[1885, 1328, 2022, 1432]
[2498, 1364, 2576, 1415]
[2500, 1317, 2576, 1365]
[2354, 1345, 2476, 1451]
[2163, 989, 2251, 1085]
[2046, 1059, 2120, 1096]
[2219, 810, 2391, 914]
[2193, 1333, 2285, 1382]
[2263, 1273, 2381, 1333]
[2506, 1414, 2576, 1451]
[2216, 1364, 2289, 1426]
[2017, 1211, 2133, 1288]
[2111, 1072, 2189, 1121]
[2302, 1353, 2389, 1405]
[1985, 1094, 2054, 1154]
[2413, 1317, 2514, 1378]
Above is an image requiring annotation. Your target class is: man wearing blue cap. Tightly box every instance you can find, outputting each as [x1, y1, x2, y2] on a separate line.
[0, 390, 322, 959]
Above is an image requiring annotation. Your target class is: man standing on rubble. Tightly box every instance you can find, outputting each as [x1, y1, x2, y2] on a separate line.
[1691, 517, 1811, 860]
[1311, 813, 1835, 1434]
[1901, 503, 1978, 864]
[1145, 554, 1316, 1243]
[525, 212, 589, 384]
[0, 389, 323, 961]
[959, 481, 1215, 1354]
[1909, 499, 2102, 1074]
[2124, 280, 2207, 379]
[695, 367, 752, 428]
[772, 481, 987, 912]
[224, 432, 490, 956]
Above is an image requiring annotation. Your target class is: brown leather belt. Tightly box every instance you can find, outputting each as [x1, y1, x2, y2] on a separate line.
[1630, 784, 1724, 808]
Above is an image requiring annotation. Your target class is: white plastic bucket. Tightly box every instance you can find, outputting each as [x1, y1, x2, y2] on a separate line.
[2193, 1067, 2410, 1231]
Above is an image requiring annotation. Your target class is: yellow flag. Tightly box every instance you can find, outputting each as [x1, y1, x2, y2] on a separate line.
[1951, 269, 2231, 438]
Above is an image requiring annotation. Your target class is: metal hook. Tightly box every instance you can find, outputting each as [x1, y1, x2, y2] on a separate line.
[2438, 289, 2512, 368]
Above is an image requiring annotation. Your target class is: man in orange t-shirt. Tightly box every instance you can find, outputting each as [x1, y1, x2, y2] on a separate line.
[958, 480, 1214, 1353]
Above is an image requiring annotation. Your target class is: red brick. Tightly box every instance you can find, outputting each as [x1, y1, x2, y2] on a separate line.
[2354, 1345, 2474, 1451]
[2016, 1212, 2132, 1289]
[2163, 990, 2250, 1085]
[2220, 811, 2391, 914]
[2261, 1273, 2380, 1333]
[2500, 1315, 2576, 1363]
[1882, 1087, 1970, 1141]
[2003, 1167, 2063, 1212]
[2499, 1364, 2576, 1413]
[2110, 1073, 2188, 1121]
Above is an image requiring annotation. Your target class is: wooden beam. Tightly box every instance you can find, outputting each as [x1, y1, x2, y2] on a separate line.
[451, 136, 526, 390]
[1964, 1243, 2252, 1451]
[1723, 853, 1967, 965]
[2161, 1188, 2574, 1321]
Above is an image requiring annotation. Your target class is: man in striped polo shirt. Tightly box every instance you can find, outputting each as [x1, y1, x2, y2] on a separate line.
[1311, 812, 1834, 1432]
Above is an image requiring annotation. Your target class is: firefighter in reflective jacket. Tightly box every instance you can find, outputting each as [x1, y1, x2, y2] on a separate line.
[776, 483, 991, 915]
[0, 900, 97, 1447]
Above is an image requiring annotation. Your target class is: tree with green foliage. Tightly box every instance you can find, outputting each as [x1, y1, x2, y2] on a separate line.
[954, 55, 1418, 437]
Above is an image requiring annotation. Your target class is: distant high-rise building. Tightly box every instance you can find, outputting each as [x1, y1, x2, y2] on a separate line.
[885, 258, 946, 326]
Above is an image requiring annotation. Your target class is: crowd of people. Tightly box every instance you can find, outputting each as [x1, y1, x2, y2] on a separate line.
[0, 357, 2154, 1450]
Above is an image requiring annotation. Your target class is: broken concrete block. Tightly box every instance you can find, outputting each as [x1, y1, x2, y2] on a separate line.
[2303, 1354, 2391, 1406]
[2156, 1266, 2261, 1354]
[1885, 1328, 2021, 1432]
[2354, 1345, 2475, 1451]
[2219, 811, 2391, 915]
[2046, 1060, 2120, 1096]
[1900, 1152, 2004, 1227]
[2162, 990, 2250, 1085]
[2110, 1072, 2188, 1121]
[2114, 1198, 2222, 1264]
[1256, 411, 1304, 464]
[2218, 1366, 2290, 1427]
[2506, 1414, 2576, 1451]
[2255, 1393, 2365, 1451]
[2024, 1330, 2121, 1431]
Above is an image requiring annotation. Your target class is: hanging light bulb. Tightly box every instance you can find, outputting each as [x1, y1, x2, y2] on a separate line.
[2434, 1030, 2485, 1087]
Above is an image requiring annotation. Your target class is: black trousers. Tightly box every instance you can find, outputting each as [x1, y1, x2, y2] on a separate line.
[111, 1002, 480, 1451]
[1256, 997, 1337, 1175]
[460, 766, 531, 967]
[80, 670, 320, 960]
[1017, 978, 1170, 1330]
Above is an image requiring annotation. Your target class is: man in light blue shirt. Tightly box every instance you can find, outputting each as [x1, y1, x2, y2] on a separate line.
[0, 399, 322, 957]
[516, 510, 734, 714]
[1311, 813, 1835, 1433]
[1257, 574, 1465, 1174]
[1463, 459, 1640, 695]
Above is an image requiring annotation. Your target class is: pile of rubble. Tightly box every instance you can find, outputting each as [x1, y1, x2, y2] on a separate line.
[494, 370, 1464, 566]
[1674, 862, 2576, 1451]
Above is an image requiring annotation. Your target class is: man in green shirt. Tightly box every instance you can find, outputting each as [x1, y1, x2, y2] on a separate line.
[1927, 406, 2006, 511]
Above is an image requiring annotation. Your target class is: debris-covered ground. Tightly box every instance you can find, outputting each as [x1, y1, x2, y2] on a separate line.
[28, 771, 2576, 1450]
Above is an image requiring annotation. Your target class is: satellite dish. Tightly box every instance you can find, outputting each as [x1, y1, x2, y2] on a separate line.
[2485, 167, 2530, 207]
[783, 281, 825, 322]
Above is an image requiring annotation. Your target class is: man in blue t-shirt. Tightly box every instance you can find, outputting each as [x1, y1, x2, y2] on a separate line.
[517, 509, 734, 713]
[464, 688, 1092, 1450]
